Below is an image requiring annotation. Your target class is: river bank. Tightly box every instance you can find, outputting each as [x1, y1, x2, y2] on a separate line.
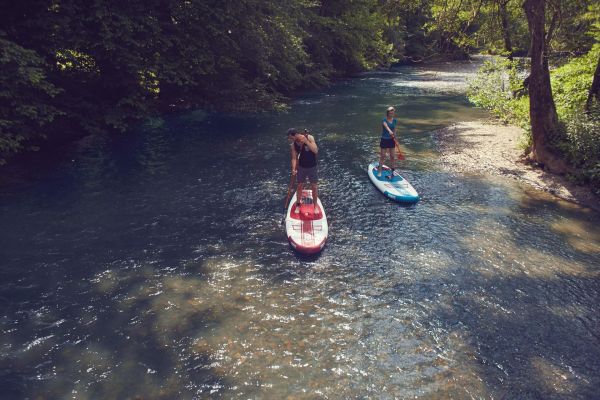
[433, 120, 600, 212]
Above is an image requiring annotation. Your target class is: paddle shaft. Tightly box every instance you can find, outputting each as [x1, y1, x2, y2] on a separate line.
[391, 135, 405, 160]
[282, 172, 295, 223]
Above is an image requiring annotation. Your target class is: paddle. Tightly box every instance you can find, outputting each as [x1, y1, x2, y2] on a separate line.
[391, 135, 405, 160]
[281, 172, 296, 225]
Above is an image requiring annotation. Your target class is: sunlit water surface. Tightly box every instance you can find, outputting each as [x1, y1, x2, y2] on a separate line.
[1, 61, 599, 399]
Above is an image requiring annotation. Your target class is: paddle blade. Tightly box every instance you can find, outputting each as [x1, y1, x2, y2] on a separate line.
[395, 146, 405, 160]
[392, 137, 405, 160]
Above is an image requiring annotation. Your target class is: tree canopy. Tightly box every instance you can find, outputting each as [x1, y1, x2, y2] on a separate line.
[1, 0, 598, 163]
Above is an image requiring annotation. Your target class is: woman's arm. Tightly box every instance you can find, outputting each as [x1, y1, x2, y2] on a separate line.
[383, 121, 395, 137]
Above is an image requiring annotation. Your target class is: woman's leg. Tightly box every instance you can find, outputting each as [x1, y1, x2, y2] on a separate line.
[379, 148, 385, 176]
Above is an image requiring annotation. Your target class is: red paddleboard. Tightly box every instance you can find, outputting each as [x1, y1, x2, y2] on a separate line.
[285, 190, 328, 254]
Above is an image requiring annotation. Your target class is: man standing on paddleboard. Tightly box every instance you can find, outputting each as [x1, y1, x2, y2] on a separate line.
[288, 128, 320, 215]
[378, 106, 397, 179]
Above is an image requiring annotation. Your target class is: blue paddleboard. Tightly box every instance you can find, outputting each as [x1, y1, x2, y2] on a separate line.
[367, 162, 419, 203]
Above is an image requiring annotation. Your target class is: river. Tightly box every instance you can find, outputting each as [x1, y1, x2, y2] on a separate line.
[1, 61, 599, 399]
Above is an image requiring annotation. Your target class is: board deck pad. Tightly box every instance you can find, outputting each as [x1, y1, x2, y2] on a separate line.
[289, 196, 322, 221]
[285, 190, 328, 254]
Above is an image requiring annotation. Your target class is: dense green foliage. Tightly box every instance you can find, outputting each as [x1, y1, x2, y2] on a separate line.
[0, 36, 62, 162]
[467, 57, 530, 130]
[1, 0, 598, 164]
[1, 0, 397, 162]
[553, 44, 600, 117]
[554, 45, 600, 191]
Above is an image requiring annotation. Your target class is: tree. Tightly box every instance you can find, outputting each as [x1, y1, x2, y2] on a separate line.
[522, 0, 569, 173]
[1, 0, 596, 165]
[497, 0, 514, 59]
[586, 53, 600, 112]
[546, 0, 597, 55]
[0, 35, 62, 163]
[427, 0, 486, 57]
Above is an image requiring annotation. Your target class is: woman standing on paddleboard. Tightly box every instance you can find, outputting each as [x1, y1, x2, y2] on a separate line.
[288, 128, 319, 215]
[378, 106, 397, 179]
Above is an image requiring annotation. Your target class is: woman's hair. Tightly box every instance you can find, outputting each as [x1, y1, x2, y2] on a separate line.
[287, 128, 297, 136]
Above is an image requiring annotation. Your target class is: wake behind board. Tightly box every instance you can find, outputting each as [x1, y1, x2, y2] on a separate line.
[368, 162, 419, 203]
[285, 190, 328, 254]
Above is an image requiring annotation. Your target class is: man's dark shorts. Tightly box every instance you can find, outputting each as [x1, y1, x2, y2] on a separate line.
[297, 166, 318, 183]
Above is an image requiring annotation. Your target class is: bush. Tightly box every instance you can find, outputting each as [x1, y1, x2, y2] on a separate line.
[552, 44, 600, 118]
[553, 45, 600, 193]
[563, 107, 600, 193]
[467, 57, 531, 147]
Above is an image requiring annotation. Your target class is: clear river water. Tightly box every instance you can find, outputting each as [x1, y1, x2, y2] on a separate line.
[1, 61, 600, 399]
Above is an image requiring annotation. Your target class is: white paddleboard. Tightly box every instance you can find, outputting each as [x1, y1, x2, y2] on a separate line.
[285, 190, 328, 254]
[367, 162, 419, 203]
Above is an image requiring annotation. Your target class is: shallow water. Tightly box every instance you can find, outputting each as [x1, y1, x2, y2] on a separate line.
[1, 62, 599, 399]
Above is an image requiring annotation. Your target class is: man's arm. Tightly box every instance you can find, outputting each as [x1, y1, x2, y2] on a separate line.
[305, 135, 318, 154]
[290, 143, 298, 174]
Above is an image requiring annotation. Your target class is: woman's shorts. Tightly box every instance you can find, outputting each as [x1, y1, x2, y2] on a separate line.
[380, 138, 395, 149]
[297, 166, 318, 183]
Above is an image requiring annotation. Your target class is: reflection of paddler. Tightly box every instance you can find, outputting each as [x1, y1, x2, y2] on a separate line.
[287, 128, 319, 215]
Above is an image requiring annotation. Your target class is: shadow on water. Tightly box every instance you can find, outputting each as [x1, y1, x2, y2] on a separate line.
[347, 172, 600, 398]
[395, 254, 599, 398]
[0, 260, 238, 399]
[1, 166, 599, 399]
[440, 178, 598, 398]
[291, 250, 323, 263]
[388, 268, 600, 398]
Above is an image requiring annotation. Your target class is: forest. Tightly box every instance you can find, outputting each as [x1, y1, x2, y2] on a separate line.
[1, 0, 599, 188]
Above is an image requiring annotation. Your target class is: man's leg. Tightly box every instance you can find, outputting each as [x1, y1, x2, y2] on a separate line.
[311, 182, 319, 215]
[295, 182, 303, 213]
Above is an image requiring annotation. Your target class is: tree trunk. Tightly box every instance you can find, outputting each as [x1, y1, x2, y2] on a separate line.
[522, 0, 569, 173]
[545, 8, 559, 49]
[499, 0, 513, 60]
[585, 53, 600, 112]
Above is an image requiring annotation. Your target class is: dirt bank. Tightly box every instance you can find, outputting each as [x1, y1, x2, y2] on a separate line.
[433, 120, 600, 212]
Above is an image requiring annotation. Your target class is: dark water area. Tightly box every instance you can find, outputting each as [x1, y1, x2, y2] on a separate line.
[1, 62, 599, 399]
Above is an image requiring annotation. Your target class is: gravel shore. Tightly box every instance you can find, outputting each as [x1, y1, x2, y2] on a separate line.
[433, 120, 600, 211]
